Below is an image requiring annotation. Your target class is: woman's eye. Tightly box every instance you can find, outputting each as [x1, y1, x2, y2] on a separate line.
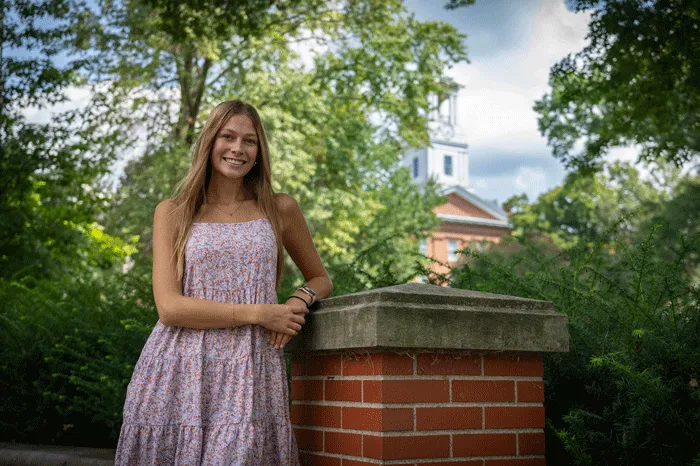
[245, 140, 256, 145]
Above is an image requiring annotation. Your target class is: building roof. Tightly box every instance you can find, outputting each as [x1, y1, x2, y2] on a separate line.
[440, 185, 509, 222]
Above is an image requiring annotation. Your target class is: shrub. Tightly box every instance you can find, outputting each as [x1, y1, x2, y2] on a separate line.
[449, 225, 700, 465]
[0, 269, 156, 447]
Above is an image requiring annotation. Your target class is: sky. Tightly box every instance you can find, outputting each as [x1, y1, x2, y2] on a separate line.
[403, 0, 641, 205]
[21, 0, 643, 205]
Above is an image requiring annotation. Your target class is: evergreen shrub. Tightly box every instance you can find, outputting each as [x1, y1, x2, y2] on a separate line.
[446, 226, 700, 465]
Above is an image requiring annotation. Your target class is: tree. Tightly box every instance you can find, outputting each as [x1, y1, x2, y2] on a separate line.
[451, 166, 700, 465]
[535, 0, 700, 172]
[504, 162, 671, 249]
[88, 0, 472, 292]
[1, 0, 132, 279]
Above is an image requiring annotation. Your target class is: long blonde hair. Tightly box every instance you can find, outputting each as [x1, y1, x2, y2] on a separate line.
[169, 100, 285, 289]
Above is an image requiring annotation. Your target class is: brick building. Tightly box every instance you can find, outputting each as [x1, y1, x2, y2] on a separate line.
[402, 85, 511, 278]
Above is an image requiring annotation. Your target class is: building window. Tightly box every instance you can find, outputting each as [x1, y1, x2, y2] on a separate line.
[419, 238, 427, 255]
[444, 155, 453, 176]
[448, 239, 459, 262]
[412, 157, 419, 178]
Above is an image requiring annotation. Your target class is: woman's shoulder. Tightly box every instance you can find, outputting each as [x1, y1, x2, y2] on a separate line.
[154, 199, 179, 227]
[156, 198, 177, 209]
[273, 192, 300, 213]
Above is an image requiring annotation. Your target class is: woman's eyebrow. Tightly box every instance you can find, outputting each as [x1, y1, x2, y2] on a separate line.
[220, 128, 257, 138]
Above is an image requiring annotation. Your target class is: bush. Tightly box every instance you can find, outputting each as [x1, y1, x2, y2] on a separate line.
[449, 225, 700, 466]
[0, 269, 156, 447]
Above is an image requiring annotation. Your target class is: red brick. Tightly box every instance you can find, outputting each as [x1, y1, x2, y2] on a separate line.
[417, 353, 481, 375]
[291, 380, 324, 401]
[362, 435, 382, 459]
[291, 404, 341, 428]
[291, 357, 306, 376]
[342, 407, 413, 431]
[363, 380, 449, 403]
[517, 381, 544, 403]
[294, 428, 324, 451]
[342, 352, 414, 375]
[453, 433, 516, 457]
[485, 459, 546, 466]
[518, 432, 545, 455]
[341, 460, 376, 466]
[299, 452, 341, 466]
[325, 380, 361, 402]
[307, 354, 342, 376]
[452, 380, 514, 402]
[483, 353, 543, 377]
[485, 406, 545, 429]
[362, 434, 450, 460]
[420, 462, 482, 466]
[324, 431, 362, 456]
[416, 407, 481, 430]
[384, 435, 450, 460]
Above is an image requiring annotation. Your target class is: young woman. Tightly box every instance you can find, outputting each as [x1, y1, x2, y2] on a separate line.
[114, 99, 333, 464]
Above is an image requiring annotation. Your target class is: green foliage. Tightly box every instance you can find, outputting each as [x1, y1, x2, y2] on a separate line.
[535, 0, 700, 171]
[504, 161, 669, 249]
[0, 117, 135, 280]
[99, 0, 465, 292]
[450, 174, 700, 465]
[2, 0, 474, 448]
[0, 270, 155, 446]
[1, 0, 95, 114]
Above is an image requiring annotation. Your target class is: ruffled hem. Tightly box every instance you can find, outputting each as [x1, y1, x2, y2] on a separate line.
[115, 417, 299, 465]
[123, 346, 290, 427]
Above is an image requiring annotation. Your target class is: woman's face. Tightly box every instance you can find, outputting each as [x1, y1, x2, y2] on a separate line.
[210, 113, 259, 181]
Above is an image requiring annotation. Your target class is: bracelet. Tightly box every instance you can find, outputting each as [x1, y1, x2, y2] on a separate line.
[296, 286, 316, 305]
[287, 295, 310, 307]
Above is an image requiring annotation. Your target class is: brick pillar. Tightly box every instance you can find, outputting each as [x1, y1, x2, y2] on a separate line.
[285, 283, 568, 466]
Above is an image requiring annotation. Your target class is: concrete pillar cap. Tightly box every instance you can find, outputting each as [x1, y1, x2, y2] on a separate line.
[286, 283, 568, 354]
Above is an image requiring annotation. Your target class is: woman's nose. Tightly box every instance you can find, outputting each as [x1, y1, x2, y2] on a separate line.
[229, 138, 243, 151]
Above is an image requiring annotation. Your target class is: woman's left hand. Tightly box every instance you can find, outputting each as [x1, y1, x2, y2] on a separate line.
[270, 298, 308, 349]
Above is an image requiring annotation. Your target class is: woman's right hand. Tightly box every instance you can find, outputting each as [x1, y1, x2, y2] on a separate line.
[252, 304, 307, 335]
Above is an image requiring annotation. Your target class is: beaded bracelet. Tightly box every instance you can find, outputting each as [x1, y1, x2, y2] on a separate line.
[287, 295, 310, 307]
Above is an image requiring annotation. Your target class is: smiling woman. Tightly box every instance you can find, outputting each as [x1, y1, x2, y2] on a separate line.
[114, 99, 332, 465]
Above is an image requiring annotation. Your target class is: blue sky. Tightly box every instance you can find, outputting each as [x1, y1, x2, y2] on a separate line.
[23, 0, 639, 205]
[402, 0, 608, 204]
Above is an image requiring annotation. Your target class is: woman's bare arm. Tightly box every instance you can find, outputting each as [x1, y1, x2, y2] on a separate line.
[151, 200, 261, 329]
[152, 200, 305, 333]
[274, 193, 333, 300]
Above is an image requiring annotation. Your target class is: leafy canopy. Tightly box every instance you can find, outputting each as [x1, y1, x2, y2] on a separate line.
[535, 0, 700, 172]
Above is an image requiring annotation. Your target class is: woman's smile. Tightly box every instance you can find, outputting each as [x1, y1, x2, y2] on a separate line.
[222, 156, 247, 166]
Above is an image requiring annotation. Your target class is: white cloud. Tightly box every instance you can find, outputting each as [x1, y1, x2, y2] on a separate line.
[21, 82, 179, 188]
[514, 166, 549, 198]
[21, 85, 93, 124]
[440, 0, 594, 202]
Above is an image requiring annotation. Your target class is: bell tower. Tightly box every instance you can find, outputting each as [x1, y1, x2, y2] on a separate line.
[402, 84, 470, 191]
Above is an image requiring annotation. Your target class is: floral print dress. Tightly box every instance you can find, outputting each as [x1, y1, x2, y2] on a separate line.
[115, 218, 299, 465]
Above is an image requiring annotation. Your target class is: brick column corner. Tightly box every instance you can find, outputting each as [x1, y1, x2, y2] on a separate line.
[285, 283, 568, 466]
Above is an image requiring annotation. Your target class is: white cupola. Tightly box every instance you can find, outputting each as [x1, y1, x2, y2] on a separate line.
[401, 83, 470, 191]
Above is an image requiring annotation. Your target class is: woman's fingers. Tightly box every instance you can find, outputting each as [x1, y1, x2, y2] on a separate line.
[275, 331, 285, 348]
[268, 309, 308, 348]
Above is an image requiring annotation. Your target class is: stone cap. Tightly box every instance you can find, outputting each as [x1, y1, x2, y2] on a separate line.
[286, 283, 568, 353]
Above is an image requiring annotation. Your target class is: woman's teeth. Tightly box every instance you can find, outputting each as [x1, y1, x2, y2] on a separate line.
[223, 158, 245, 165]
